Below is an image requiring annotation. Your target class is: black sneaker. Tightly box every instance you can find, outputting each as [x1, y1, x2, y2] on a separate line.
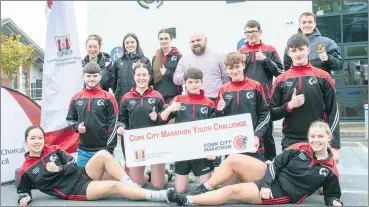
[188, 183, 210, 195]
[175, 193, 189, 206]
[166, 188, 176, 203]
[146, 170, 151, 182]
[165, 169, 173, 182]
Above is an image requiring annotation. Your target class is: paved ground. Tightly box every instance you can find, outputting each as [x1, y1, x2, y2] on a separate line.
[1, 137, 367, 206]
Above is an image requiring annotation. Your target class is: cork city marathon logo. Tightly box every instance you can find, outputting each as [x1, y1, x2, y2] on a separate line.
[233, 135, 248, 150]
[137, 0, 164, 9]
[55, 34, 73, 57]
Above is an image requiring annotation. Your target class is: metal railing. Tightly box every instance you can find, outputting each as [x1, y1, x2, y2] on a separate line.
[13, 88, 42, 100]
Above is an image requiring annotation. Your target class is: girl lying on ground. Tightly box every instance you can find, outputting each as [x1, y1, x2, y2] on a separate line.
[166, 121, 343, 206]
[17, 125, 172, 206]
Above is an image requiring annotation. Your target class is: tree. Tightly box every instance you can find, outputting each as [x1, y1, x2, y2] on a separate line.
[1, 34, 37, 81]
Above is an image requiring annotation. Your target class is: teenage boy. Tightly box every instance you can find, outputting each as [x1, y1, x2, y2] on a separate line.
[159, 67, 217, 193]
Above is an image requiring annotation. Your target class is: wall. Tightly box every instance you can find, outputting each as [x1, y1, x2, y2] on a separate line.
[87, 1, 312, 59]
[30, 64, 43, 83]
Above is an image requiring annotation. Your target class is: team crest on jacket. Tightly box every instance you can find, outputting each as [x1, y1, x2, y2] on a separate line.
[97, 99, 104, 106]
[148, 98, 155, 104]
[246, 91, 254, 99]
[49, 154, 58, 162]
[309, 77, 318, 85]
[317, 44, 325, 53]
[55, 34, 73, 57]
[200, 107, 208, 114]
[171, 56, 177, 61]
[319, 168, 329, 177]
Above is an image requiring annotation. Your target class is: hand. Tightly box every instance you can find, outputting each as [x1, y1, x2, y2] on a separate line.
[160, 67, 167, 76]
[168, 101, 181, 112]
[255, 47, 267, 61]
[19, 196, 31, 206]
[332, 200, 342, 206]
[117, 126, 126, 136]
[288, 88, 305, 109]
[259, 187, 273, 199]
[319, 47, 329, 61]
[78, 122, 86, 134]
[217, 95, 226, 111]
[254, 136, 260, 152]
[46, 162, 59, 173]
[149, 106, 158, 121]
[242, 54, 247, 62]
[206, 155, 217, 160]
[331, 148, 340, 164]
[104, 61, 111, 68]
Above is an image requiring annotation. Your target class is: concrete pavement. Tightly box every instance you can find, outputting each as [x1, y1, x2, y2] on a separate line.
[1, 139, 367, 206]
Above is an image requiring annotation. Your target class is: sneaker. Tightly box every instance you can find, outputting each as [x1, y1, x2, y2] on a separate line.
[166, 188, 176, 203]
[188, 183, 210, 195]
[188, 172, 195, 183]
[146, 170, 152, 182]
[165, 169, 173, 182]
[166, 189, 189, 206]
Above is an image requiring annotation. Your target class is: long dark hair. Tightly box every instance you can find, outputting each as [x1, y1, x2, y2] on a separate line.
[153, 29, 173, 84]
[25, 125, 45, 140]
[122, 33, 144, 58]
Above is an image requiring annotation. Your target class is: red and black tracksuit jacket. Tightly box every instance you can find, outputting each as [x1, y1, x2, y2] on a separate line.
[238, 41, 284, 101]
[260, 143, 342, 206]
[17, 145, 82, 204]
[158, 90, 216, 124]
[152, 47, 183, 100]
[66, 86, 119, 153]
[269, 63, 340, 149]
[216, 77, 270, 151]
[119, 87, 165, 129]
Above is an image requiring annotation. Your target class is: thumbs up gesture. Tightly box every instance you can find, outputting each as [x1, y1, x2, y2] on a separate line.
[255, 47, 266, 61]
[149, 106, 158, 121]
[78, 122, 86, 134]
[217, 95, 226, 111]
[287, 88, 305, 110]
[319, 47, 328, 61]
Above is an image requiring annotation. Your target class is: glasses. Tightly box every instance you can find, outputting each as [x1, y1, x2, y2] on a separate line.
[244, 30, 259, 35]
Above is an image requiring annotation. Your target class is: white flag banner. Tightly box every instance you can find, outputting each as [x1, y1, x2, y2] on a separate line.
[124, 114, 256, 167]
[41, 1, 83, 133]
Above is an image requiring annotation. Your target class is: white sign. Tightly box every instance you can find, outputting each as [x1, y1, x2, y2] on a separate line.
[1, 87, 32, 183]
[41, 1, 83, 133]
[125, 114, 255, 167]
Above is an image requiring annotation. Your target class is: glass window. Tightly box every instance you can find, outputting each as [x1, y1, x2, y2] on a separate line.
[336, 99, 345, 119]
[22, 73, 27, 89]
[11, 75, 17, 89]
[168, 27, 176, 39]
[343, 1, 368, 13]
[343, 98, 368, 120]
[343, 59, 368, 85]
[344, 45, 368, 58]
[343, 13, 368, 43]
[316, 16, 341, 43]
[313, 0, 341, 16]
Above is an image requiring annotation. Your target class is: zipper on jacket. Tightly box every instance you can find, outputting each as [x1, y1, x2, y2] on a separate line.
[236, 91, 240, 106]
[251, 50, 255, 63]
[299, 77, 303, 93]
[192, 104, 196, 118]
[87, 97, 91, 112]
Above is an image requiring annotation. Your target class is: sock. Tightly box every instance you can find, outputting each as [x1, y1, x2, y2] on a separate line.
[119, 175, 135, 185]
[145, 190, 167, 201]
[186, 196, 193, 205]
[204, 183, 213, 191]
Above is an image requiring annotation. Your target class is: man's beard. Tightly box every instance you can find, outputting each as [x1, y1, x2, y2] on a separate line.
[191, 45, 206, 55]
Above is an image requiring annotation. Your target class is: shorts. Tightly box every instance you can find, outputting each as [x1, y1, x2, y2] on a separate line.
[77, 148, 114, 172]
[254, 180, 291, 205]
[225, 150, 265, 162]
[175, 158, 214, 176]
[67, 167, 92, 200]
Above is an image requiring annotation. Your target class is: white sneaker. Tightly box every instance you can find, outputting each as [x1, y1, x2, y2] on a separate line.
[188, 172, 195, 183]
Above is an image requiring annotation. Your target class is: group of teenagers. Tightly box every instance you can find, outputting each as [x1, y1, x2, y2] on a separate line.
[17, 12, 344, 206]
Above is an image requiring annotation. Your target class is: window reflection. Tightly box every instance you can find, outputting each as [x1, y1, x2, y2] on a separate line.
[343, 1, 368, 13]
[316, 16, 341, 43]
[344, 99, 368, 119]
[343, 60, 368, 85]
[336, 100, 345, 119]
[345, 45, 368, 57]
[313, 0, 341, 16]
[343, 13, 368, 43]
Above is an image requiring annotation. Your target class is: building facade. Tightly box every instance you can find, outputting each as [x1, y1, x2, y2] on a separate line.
[1, 18, 44, 100]
[87, 0, 367, 121]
